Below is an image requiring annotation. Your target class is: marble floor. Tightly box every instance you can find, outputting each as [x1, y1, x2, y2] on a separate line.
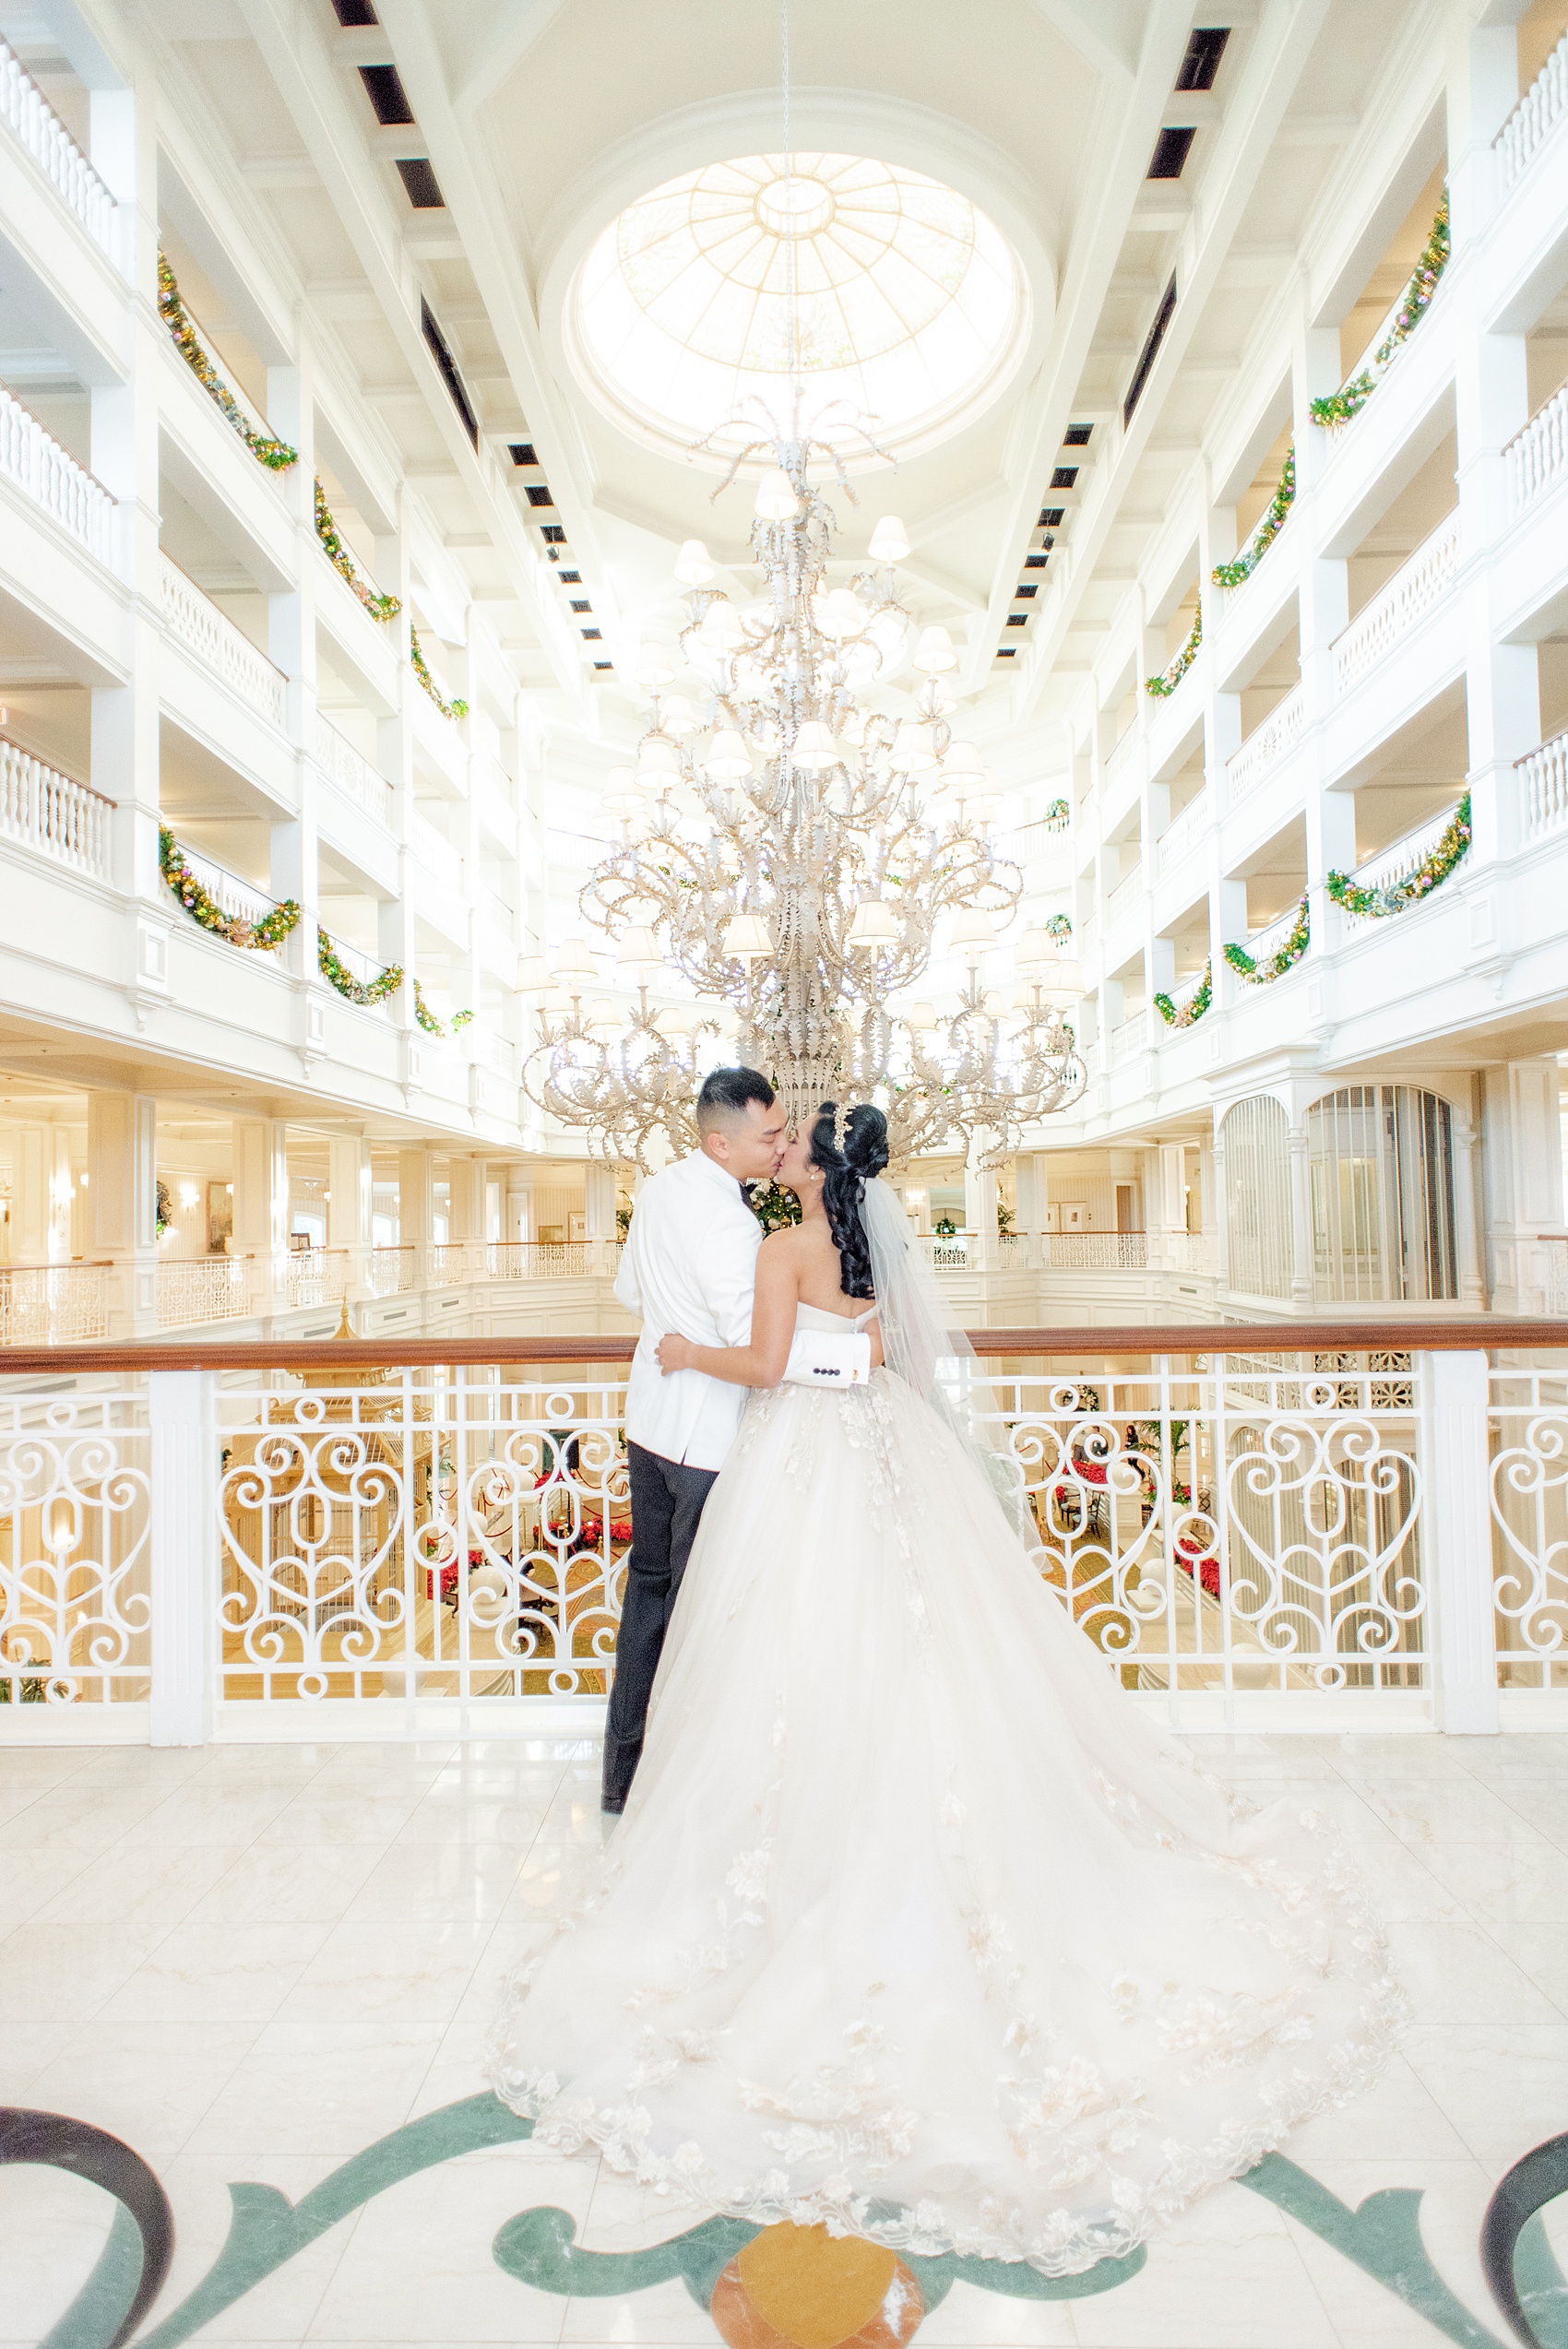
[2, 1730, 1567, 2349]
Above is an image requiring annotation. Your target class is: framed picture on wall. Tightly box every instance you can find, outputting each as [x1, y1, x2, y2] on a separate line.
[207, 1180, 233, 1255]
[1060, 1200, 1090, 1230]
[1044, 1204, 1060, 1232]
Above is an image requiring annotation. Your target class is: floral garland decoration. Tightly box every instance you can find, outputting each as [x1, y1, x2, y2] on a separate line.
[1327, 793, 1471, 919]
[1309, 199, 1451, 431]
[1154, 958, 1212, 1026]
[1212, 446, 1296, 589]
[1146, 602, 1202, 697]
[1223, 895, 1309, 984]
[160, 826, 301, 951]
[413, 979, 474, 1038]
[318, 928, 403, 1005]
[155, 1179, 172, 1239]
[410, 630, 469, 721]
[1045, 912, 1074, 941]
[1042, 798, 1069, 829]
[157, 255, 297, 472]
[314, 482, 400, 623]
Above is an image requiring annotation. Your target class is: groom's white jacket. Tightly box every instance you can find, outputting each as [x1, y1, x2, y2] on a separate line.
[613, 1149, 763, 1470]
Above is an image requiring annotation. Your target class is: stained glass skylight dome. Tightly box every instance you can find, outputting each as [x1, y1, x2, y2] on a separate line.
[572, 152, 1027, 463]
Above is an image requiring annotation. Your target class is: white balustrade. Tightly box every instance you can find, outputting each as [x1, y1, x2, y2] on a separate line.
[0, 382, 114, 561]
[1109, 1011, 1147, 1064]
[1507, 381, 1568, 514]
[0, 1262, 109, 1345]
[1332, 512, 1462, 695]
[1159, 967, 1209, 1026]
[0, 736, 113, 878]
[171, 840, 287, 933]
[485, 1240, 624, 1280]
[1106, 869, 1143, 928]
[1335, 799, 1466, 931]
[1240, 901, 1303, 968]
[1494, 28, 1568, 196]
[160, 556, 288, 727]
[370, 1246, 414, 1296]
[411, 809, 464, 896]
[1519, 727, 1568, 842]
[285, 1247, 349, 1310]
[1156, 789, 1210, 872]
[1040, 1231, 1149, 1268]
[313, 712, 393, 827]
[1227, 685, 1307, 806]
[0, 34, 114, 249]
[155, 1257, 247, 1329]
[0, 1336, 1552, 1731]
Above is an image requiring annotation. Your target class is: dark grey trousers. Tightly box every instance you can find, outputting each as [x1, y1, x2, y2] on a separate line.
[601, 1439, 719, 1811]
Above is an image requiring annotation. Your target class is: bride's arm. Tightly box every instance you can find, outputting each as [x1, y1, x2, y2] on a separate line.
[655, 1236, 799, 1389]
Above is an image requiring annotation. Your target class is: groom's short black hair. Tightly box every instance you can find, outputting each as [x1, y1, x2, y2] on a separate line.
[695, 1065, 776, 1132]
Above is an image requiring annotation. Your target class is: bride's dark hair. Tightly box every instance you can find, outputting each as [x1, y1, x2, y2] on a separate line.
[809, 1102, 890, 1299]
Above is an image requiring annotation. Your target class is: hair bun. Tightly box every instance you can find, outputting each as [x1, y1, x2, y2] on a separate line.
[845, 1104, 890, 1180]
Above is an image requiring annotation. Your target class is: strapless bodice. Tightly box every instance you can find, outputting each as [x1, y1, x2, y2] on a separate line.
[793, 1300, 878, 1334]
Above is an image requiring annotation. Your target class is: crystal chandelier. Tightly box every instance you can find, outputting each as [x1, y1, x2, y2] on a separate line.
[519, 5, 1084, 1172]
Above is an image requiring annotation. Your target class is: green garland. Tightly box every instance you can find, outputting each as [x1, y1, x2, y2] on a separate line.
[318, 928, 403, 1004]
[1224, 895, 1309, 984]
[1146, 602, 1202, 697]
[160, 826, 301, 951]
[1327, 794, 1470, 919]
[1310, 199, 1451, 430]
[1154, 958, 1212, 1027]
[1045, 912, 1073, 941]
[410, 630, 469, 721]
[1042, 798, 1069, 829]
[315, 481, 400, 623]
[1212, 447, 1296, 588]
[158, 255, 297, 472]
[413, 979, 474, 1038]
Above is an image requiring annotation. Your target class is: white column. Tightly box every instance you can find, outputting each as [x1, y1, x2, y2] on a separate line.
[12, 1127, 49, 1263]
[148, 1369, 218, 1745]
[267, 341, 321, 990]
[89, 1091, 158, 1336]
[232, 1119, 290, 1319]
[1453, 1115, 1487, 1312]
[48, 1130, 72, 1263]
[448, 1153, 485, 1273]
[1418, 1349, 1500, 1734]
[398, 1145, 434, 1286]
[1287, 1122, 1313, 1308]
[377, 491, 419, 1050]
[1482, 1061, 1562, 1312]
[328, 1133, 373, 1295]
[583, 1164, 617, 1245]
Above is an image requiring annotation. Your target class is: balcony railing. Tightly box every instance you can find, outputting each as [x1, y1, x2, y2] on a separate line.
[1335, 800, 1467, 931]
[0, 381, 114, 561]
[370, 1244, 414, 1295]
[485, 1240, 624, 1280]
[3, 1322, 1550, 1733]
[0, 735, 113, 879]
[1519, 726, 1568, 843]
[1109, 1011, 1147, 1065]
[285, 1247, 349, 1310]
[159, 554, 288, 728]
[1494, 26, 1568, 196]
[1507, 379, 1568, 515]
[0, 33, 114, 249]
[411, 809, 464, 896]
[1156, 789, 1210, 874]
[155, 1256, 247, 1329]
[313, 712, 393, 828]
[1239, 899, 1305, 969]
[1227, 683, 1307, 807]
[1042, 1231, 1149, 1268]
[171, 840, 290, 936]
[1332, 511, 1461, 695]
[1105, 869, 1143, 929]
[0, 1262, 109, 1344]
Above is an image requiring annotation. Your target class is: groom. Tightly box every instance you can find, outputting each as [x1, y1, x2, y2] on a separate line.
[603, 1065, 788, 1813]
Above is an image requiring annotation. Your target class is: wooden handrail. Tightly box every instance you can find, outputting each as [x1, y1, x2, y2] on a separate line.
[2, 1317, 1567, 1374]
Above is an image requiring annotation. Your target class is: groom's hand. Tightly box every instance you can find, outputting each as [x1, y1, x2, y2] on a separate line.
[655, 1332, 696, 1376]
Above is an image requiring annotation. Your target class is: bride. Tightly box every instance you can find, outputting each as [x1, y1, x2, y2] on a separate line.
[487, 1101, 1406, 2275]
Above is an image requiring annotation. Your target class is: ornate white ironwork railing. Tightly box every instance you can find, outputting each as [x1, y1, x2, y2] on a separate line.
[313, 712, 393, 828]
[1507, 380, 1568, 514]
[1228, 684, 1307, 806]
[1164, 1230, 1216, 1273]
[9, 1330, 1548, 1730]
[0, 382, 114, 560]
[410, 809, 464, 895]
[0, 33, 114, 249]
[0, 1262, 109, 1346]
[285, 1247, 349, 1310]
[0, 735, 113, 878]
[171, 840, 287, 934]
[1109, 1011, 1147, 1065]
[156, 1257, 247, 1328]
[1041, 1231, 1149, 1269]
[1240, 900, 1303, 967]
[1494, 27, 1568, 196]
[370, 1245, 414, 1295]
[1335, 800, 1467, 931]
[1519, 727, 1568, 842]
[1156, 789, 1210, 872]
[1332, 512, 1462, 695]
[485, 1240, 624, 1280]
[159, 555, 288, 727]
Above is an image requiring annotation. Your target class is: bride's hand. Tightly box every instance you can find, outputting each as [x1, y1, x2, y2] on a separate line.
[655, 1332, 696, 1375]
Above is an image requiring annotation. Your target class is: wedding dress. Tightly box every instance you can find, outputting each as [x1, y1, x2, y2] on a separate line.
[488, 1280, 1406, 2276]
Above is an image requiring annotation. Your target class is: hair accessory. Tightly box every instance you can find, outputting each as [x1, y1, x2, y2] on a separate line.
[832, 1098, 851, 1156]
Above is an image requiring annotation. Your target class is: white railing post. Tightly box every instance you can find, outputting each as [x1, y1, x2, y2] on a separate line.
[1418, 1349, 1500, 1733]
[148, 1368, 218, 1744]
